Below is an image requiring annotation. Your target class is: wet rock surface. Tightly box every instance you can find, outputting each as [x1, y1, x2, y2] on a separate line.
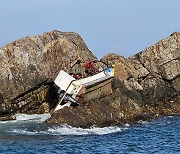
[0, 30, 179, 127]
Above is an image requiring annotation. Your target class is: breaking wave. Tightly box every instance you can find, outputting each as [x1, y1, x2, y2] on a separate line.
[0, 114, 127, 137]
[0, 113, 51, 124]
[15, 113, 51, 122]
[48, 125, 123, 136]
[0, 114, 179, 153]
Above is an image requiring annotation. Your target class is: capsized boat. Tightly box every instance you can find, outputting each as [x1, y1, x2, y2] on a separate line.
[53, 67, 114, 112]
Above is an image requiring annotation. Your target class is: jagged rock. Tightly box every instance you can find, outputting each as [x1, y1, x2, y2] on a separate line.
[0, 30, 179, 127]
[101, 53, 144, 93]
[128, 32, 180, 104]
[0, 30, 96, 101]
[0, 30, 98, 119]
[101, 53, 138, 80]
[130, 32, 180, 81]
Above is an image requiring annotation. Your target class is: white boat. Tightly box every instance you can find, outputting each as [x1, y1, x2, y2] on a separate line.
[53, 67, 114, 112]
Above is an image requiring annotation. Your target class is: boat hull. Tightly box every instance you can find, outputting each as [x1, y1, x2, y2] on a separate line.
[78, 77, 113, 103]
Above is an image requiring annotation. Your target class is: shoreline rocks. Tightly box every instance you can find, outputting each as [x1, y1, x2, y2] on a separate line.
[0, 30, 179, 128]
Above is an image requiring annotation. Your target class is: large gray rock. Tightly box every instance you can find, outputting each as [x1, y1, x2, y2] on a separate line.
[0, 30, 97, 115]
[129, 32, 180, 104]
[129, 32, 180, 80]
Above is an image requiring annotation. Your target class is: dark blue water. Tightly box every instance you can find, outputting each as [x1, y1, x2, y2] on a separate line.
[0, 114, 180, 154]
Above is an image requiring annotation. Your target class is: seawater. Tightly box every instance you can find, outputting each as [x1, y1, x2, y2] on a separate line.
[0, 114, 180, 154]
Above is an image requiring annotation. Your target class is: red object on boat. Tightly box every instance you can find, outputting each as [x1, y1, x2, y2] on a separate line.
[83, 62, 99, 76]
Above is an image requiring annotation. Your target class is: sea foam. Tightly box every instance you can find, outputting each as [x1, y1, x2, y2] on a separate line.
[1, 113, 124, 136]
[15, 113, 51, 122]
[48, 124, 122, 136]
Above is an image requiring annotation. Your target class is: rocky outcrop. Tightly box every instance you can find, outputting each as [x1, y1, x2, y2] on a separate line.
[0, 30, 98, 119]
[0, 30, 179, 127]
[47, 32, 180, 127]
[129, 32, 179, 105]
